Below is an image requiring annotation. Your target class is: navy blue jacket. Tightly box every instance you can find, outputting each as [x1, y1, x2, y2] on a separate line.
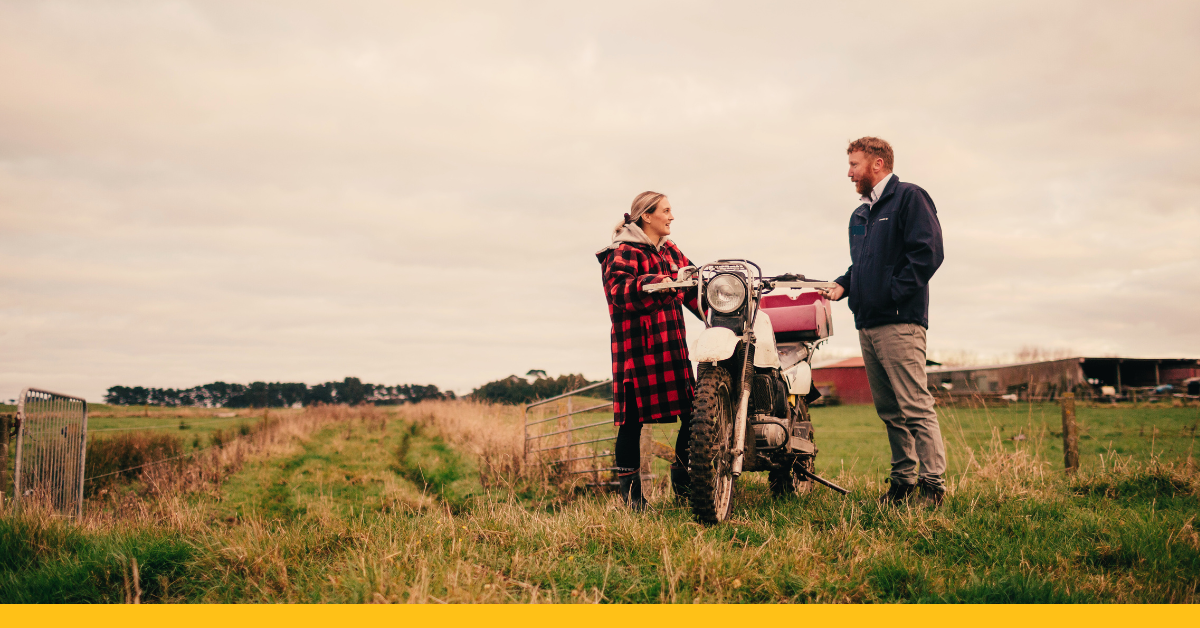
[834, 175, 943, 330]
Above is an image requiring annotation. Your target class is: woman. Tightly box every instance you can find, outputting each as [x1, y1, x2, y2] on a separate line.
[596, 191, 701, 510]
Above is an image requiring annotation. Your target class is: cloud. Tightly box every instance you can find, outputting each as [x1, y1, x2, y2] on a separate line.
[1, 1, 1198, 401]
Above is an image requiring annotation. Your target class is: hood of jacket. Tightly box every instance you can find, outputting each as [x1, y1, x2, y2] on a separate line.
[596, 223, 668, 257]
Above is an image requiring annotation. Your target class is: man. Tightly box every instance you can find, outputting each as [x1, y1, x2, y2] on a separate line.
[819, 137, 946, 507]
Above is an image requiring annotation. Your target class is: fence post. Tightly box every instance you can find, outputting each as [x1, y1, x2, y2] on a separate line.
[0, 413, 9, 509]
[1061, 392, 1079, 474]
[639, 425, 653, 493]
[521, 404, 528, 460]
[566, 396, 573, 472]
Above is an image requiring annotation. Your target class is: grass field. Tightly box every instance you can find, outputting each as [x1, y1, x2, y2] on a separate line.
[551, 399, 1200, 482]
[1, 400, 1198, 603]
[88, 404, 287, 442]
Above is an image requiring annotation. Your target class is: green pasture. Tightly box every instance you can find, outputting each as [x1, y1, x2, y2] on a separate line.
[527, 398, 1200, 482]
[810, 401, 1200, 479]
[2, 403, 284, 443]
[5, 400, 1196, 485]
[84, 405, 297, 451]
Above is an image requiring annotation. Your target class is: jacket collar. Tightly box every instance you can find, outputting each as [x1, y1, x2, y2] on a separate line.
[874, 173, 900, 206]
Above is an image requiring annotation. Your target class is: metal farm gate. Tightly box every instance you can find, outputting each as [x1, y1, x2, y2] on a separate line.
[14, 388, 88, 517]
[523, 380, 673, 489]
[523, 380, 618, 487]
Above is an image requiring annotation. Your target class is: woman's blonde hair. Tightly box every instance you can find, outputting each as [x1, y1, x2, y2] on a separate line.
[613, 191, 666, 237]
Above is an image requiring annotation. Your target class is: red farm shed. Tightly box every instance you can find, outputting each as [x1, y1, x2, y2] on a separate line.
[811, 357, 874, 405]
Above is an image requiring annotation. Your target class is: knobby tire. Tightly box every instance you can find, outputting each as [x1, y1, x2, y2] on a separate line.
[689, 366, 735, 525]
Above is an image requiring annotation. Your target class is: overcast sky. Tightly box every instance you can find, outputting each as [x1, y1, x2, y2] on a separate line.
[2, 1, 1198, 402]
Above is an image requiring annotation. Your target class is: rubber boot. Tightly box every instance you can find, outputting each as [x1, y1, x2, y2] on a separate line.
[617, 469, 646, 512]
[670, 464, 690, 504]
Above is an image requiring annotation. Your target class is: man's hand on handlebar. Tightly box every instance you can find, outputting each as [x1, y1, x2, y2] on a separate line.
[818, 283, 846, 301]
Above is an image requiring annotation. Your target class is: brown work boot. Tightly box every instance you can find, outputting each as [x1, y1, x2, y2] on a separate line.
[917, 479, 945, 509]
[878, 480, 916, 505]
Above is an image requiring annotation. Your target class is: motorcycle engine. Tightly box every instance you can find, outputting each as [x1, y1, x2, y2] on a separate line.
[753, 420, 788, 449]
[752, 373, 789, 418]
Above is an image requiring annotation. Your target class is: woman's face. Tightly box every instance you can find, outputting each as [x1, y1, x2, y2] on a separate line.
[641, 197, 673, 239]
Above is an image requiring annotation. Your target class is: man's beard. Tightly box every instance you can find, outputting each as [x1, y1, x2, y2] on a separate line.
[856, 176, 873, 196]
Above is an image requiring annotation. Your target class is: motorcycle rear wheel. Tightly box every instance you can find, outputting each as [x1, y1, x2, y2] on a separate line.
[689, 366, 736, 524]
[769, 399, 816, 497]
[768, 455, 815, 497]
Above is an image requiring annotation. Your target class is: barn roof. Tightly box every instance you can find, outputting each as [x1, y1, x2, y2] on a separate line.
[814, 357, 865, 369]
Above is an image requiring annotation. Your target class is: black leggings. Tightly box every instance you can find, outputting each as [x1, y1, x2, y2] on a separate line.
[615, 385, 692, 471]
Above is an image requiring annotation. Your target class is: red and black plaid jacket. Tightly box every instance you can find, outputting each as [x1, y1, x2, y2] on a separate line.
[597, 240, 700, 425]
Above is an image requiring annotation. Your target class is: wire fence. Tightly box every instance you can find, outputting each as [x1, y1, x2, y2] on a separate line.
[89, 416, 253, 433]
[81, 413, 288, 484]
[84, 445, 217, 482]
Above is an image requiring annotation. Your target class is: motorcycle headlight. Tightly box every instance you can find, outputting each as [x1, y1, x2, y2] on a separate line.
[706, 274, 746, 314]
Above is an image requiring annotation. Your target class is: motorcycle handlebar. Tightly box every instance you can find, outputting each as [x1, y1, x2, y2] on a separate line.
[642, 277, 698, 293]
[639, 266, 839, 294]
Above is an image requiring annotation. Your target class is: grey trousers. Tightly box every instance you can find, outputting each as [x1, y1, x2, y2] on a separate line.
[859, 323, 946, 488]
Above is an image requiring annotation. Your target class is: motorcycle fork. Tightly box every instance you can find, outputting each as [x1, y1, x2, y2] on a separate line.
[730, 334, 754, 477]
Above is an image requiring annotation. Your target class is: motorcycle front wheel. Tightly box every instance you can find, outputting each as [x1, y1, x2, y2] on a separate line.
[689, 365, 736, 525]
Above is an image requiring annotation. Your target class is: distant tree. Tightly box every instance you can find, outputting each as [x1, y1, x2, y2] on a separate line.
[405, 384, 451, 403]
[470, 372, 598, 405]
[279, 382, 308, 407]
[335, 377, 366, 405]
[104, 386, 147, 405]
[305, 382, 336, 406]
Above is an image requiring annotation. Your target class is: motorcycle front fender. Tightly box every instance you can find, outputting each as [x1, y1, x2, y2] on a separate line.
[692, 327, 740, 363]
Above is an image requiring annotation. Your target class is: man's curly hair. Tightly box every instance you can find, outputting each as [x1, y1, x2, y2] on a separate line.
[847, 137, 894, 171]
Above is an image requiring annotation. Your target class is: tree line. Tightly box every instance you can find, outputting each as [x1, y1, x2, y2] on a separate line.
[469, 372, 607, 405]
[104, 377, 454, 408]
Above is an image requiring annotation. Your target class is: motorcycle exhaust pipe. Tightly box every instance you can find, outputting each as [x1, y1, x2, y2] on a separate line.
[797, 469, 849, 495]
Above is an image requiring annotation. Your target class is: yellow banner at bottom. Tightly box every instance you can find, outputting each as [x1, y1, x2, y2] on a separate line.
[4, 604, 1197, 628]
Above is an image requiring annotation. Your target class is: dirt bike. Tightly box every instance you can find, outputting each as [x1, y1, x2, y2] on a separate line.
[644, 260, 849, 525]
